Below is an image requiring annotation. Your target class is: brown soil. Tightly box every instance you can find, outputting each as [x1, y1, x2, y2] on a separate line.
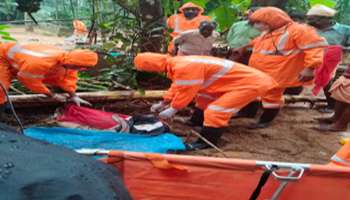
[1, 99, 345, 165]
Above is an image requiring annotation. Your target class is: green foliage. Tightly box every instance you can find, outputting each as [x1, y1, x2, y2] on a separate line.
[0, 25, 16, 41]
[309, 0, 336, 8]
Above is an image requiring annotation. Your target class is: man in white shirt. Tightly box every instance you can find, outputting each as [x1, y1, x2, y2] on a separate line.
[174, 21, 219, 56]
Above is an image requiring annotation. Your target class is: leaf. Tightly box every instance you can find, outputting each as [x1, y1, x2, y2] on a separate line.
[1, 35, 16, 41]
[309, 0, 336, 8]
[0, 31, 10, 36]
[209, 2, 237, 31]
[0, 25, 11, 31]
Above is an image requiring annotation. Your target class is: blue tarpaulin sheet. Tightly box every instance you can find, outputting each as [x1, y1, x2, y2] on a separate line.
[25, 127, 185, 153]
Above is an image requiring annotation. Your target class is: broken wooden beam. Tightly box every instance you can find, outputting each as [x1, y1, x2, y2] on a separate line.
[9, 90, 166, 108]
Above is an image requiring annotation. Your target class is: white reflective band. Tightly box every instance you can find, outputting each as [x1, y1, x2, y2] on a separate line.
[18, 71, 45, 79]
[175, 79, 203, 86]
[174, 16, 181, 33]
[8, 44, 53, 59]
[331, 155, 350, 166]
[208, 105, 239, 113]
[184, 57, 235, 88]
[262, 102, 281, 108]
[257, 49, 301, 56]
[277, 31, 289, 50]
[197, 93, 216, 100]
[299, 41, 328, 49]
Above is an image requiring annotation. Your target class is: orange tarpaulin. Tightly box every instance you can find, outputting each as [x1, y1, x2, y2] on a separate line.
[105, 151, 350, 200]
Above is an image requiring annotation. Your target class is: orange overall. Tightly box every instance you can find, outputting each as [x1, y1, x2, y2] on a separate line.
[167, 2, 211, 54]
[0, 42, 97, 104]
[134, 53, 277, 128]
[73, 20, 88, 36]
[330, 142, 350, 167]
[249, 7, 327, 108]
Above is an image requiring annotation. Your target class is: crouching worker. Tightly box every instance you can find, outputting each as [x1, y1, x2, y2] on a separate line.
[134, 53, 277, 150]
[0, 42, 98, 108]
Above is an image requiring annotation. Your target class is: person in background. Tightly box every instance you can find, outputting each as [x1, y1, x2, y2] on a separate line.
[307, 4, 350, 113]
[238, 7, 327, 129]
[174, 21, 219, 56]
[134, 53, 277, 150]
[318, 61, 350, 131]
[167, 2, 211, 55]
[0, 42, 98, 111]
[226, 7, 261, 64]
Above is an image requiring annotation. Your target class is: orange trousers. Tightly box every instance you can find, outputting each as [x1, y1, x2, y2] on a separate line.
[195, 88, 267, 128]
[260, 87, 285, 109]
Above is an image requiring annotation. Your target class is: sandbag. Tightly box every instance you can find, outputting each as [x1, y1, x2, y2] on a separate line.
[0, 123, 132, 200]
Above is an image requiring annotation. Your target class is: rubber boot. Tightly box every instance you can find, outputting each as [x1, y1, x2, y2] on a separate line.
[235, 101, 259, 118]
[248, 108, 280, 129]
[188, 107, 204, 127]
[186, 126, 224, 151]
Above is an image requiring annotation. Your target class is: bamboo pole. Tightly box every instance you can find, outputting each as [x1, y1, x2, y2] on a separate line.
[8, 90, 326, 108]
[9, 90, 166, 108]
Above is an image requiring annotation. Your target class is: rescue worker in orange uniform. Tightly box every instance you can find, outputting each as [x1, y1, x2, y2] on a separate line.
[330, 141, 350, 167]
[73, 20, 88, 36]
[134, 53, 277, 150]
[237, 7, 327, 128]
[0, 42, 98, 109]
[167, 2, 211, 54]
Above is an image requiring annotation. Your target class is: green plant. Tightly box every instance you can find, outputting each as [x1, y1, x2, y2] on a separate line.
[0, 25, 16, 41]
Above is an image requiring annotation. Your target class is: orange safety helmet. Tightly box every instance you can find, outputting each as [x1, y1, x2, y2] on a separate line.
[250, 7, 293, 30]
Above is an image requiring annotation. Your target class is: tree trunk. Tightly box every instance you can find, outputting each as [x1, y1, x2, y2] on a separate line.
[139, 0, 165, 52]
[251, 0, 289, 9]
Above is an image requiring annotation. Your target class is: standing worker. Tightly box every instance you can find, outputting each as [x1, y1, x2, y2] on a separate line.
[134, 53, 277, 150]
[307, 5, 350, 113]
[167, 2, 211, 54]
[174, 21, 219, 56]
[242, 7, 327, 128]
[0, 42, 98, 109]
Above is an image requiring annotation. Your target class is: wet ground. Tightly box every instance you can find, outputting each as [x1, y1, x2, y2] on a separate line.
[1, 99, 347, 165]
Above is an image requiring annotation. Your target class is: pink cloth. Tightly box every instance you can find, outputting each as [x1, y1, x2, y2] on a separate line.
[312, 45, 343, 95]
[56, 104, 131, 130]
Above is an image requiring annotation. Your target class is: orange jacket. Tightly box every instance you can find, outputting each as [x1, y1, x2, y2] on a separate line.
[1, 42, 97, 95]
[330, 142, 350, 167]
[167, 2, 211, 39]
[135, 53, 276, 110]
[249, 7, 327, 87]
[73, 20, 88, 35]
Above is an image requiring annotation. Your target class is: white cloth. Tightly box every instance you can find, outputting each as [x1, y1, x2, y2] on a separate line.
[307, 5, 336, 17]
[150, 101, 167, 112]
[174, 29, 219, 55]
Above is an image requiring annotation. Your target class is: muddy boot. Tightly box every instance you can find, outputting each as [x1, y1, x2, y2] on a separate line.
[248, 108, 280, 129]
[235, 101, 259, 118]
[186, 126, 224, 151]
[188, 107, 204, 127]
[316, 101, 347, 124]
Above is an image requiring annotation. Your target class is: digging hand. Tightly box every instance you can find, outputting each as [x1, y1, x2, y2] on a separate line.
[70, 95, 92, 107]
[150, 101, 168, 112]
[159, 107, 177, 120]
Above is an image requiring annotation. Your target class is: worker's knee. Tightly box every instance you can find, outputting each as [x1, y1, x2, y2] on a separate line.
[203, 107, 236, 128]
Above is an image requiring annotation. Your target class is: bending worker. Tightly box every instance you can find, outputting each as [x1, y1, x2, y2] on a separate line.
[167, 2, 211, 54]
[0, 42, 98, 108]
[239, 7, 327, 128]
[134, 53, 277, 150]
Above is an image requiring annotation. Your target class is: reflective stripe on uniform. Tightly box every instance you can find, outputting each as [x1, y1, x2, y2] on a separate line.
[174, 16, 181, 34]
[207, 105, 239, 113]
[277, 31, 289, 51]
[197, 93, 216, 100]
[175, 79, 203, 86]
[262, 102, 281, 108]
[17, 71, 45, 79]
[184, 57, 235, 88]
[7, 44, 54, 59]
[298, 41, 328, 50]
[331, 155, 350, 166]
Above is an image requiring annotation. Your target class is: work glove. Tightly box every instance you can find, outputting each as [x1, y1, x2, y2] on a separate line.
[159, 107, 178, 120]
[150, 101, 168, 112]
[299, 68, 315, 82]
[69, 95, 92, 107]
[51, 93, 68, 102]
